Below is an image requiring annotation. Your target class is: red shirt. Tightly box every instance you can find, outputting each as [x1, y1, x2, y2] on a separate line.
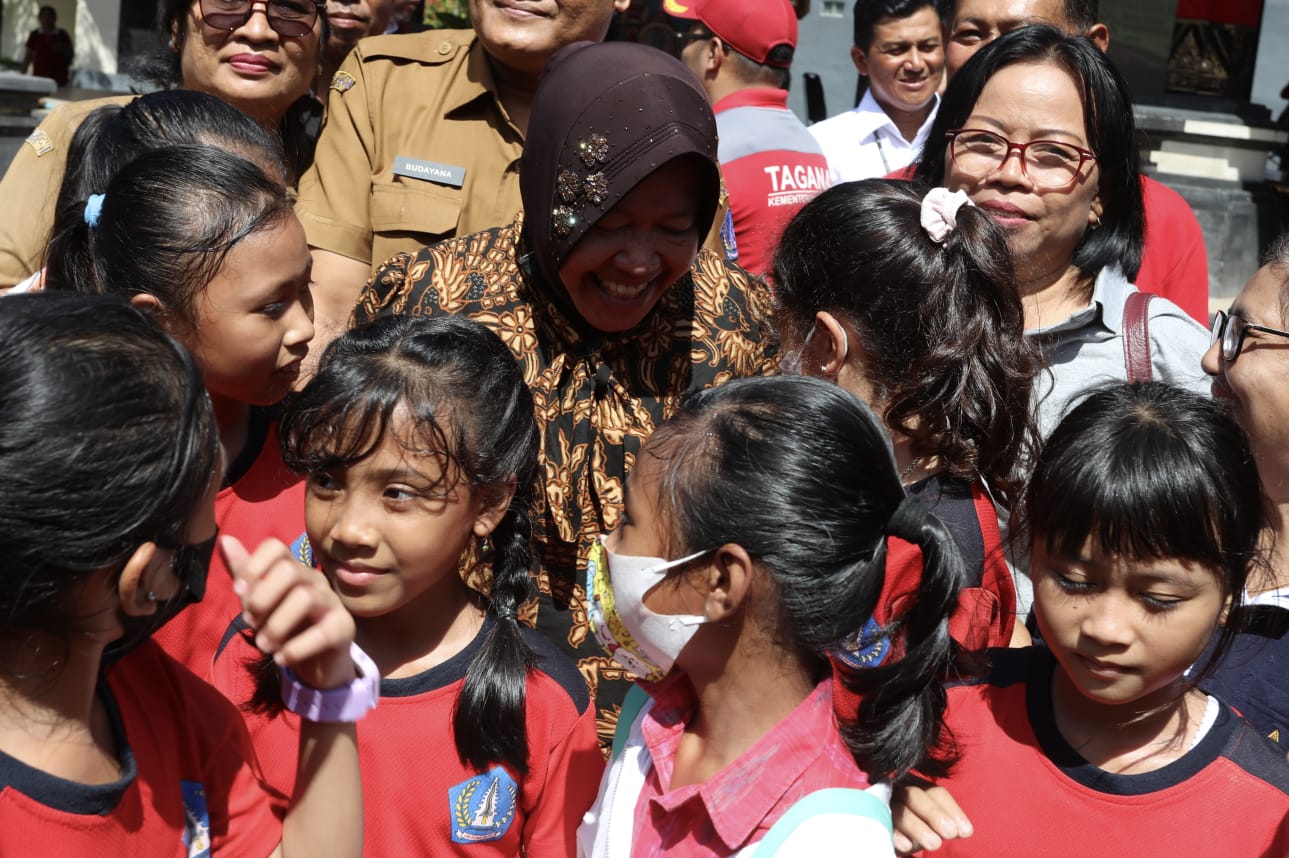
[1135, 175, 1209, 323]
[213, 616, 604, 856]
[631, 673, 871, 855]
[26, 28, 71, 86]
[713, 87, 830, 279]
[0, 641, 279, 856]
[928, 647, 1289, 858]
[153, 421, 306, 680]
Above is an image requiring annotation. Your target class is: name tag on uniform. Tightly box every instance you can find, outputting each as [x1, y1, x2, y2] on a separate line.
[392, 156, 466, 188]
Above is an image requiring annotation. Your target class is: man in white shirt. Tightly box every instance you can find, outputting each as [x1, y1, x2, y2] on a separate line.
[809, 0, 944, 182]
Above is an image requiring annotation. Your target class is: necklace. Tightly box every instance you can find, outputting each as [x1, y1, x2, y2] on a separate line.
[900, 456, 923, 483]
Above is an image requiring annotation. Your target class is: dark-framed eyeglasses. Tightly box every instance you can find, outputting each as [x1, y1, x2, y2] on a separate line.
[945, 128, 1097, 191]
[198, 0, 323, 38]
[1210, 309, 1289, 364]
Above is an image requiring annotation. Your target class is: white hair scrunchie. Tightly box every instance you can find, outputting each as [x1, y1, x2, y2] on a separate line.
[920, 187, 975, 244]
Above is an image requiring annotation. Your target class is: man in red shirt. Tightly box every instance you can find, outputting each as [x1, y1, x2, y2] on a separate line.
[941, 0, 1210, 322]
[670, 0, 829, 279]
[22, 6, 72, 88]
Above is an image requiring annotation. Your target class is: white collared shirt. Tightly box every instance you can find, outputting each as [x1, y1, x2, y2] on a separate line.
[808, 89, 939, 184]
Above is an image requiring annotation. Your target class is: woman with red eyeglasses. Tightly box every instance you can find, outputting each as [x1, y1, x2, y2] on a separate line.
[913, 26, 1208, 447]
[0, 0, 326, 290]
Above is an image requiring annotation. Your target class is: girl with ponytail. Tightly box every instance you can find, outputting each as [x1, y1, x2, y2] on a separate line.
[212, 315, 603, 856]
[579, 375, 971, 856]
[772, 179, 1039, 649]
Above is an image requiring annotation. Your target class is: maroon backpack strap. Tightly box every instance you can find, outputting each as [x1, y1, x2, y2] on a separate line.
[1123, 290, 1155, 383]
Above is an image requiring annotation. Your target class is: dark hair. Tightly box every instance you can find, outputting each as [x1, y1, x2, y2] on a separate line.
[645, 375, 968, 778]
[1257, 231, 1289, 326]
[854, 0, 940, 49]
[129, 0, 325, 179]
[48, 143, 291, 328]
[0, 293, 218, 654]
[1022, 382, 1265, 685]
[1063, 0, 1099, 32]
[943, 0, 1099, 32]
[38, 5, 56, 20]
[44, 90, 285, 295]
[276, 314, 542, 775]
[773, 179, 1037, 504]
[913, 26, 1144, 287]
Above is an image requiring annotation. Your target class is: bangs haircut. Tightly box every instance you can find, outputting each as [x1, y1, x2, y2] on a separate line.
[275, 313, 543, 777]
[1023, 382, 1264, 598]
[280, 327, 470, 495]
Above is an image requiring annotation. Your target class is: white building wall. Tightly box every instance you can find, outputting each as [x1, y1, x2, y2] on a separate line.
[3, 0, 121, 76]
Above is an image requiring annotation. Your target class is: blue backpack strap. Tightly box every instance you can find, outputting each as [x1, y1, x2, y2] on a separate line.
[755, 788, 893, 856]
[610, 684, 652, 764]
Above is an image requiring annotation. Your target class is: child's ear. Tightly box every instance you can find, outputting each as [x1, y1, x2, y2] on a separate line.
[127, 293, 176, 333]
[814, 311, 850, 381]
[701, 544, 754, 622]
[117, 542, 166, 617]
[472, 479, 517, 539]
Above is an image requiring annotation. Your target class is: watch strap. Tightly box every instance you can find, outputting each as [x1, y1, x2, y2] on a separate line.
[280, 641, 380, 722]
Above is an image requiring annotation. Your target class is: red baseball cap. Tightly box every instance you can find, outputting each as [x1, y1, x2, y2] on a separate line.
[663, 0, 798, 69]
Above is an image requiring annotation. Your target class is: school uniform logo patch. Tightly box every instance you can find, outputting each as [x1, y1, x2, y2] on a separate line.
[181, 780, 212, 858]
[330, 71, 356, 93]
[449, 767, 519, 844]
[834, 616, 891, 669]
[290, 532, 314, 567]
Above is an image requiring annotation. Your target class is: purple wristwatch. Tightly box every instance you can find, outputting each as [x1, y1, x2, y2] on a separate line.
[280, 641, 380, 722]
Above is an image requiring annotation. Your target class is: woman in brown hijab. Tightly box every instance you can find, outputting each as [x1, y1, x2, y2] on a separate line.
[354, 41, 777, 743]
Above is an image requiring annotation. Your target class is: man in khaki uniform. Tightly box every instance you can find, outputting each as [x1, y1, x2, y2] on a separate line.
[299, 0, 632, 337]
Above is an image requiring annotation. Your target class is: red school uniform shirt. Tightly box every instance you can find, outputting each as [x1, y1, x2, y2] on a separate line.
[833, 474, 1016, 724]
[0, 640, 279, 857]
[212, 615, 604, 856]
[153, 417, 306, 680]
[925, 647, 1289, 858]
[631, 673, 872, 856]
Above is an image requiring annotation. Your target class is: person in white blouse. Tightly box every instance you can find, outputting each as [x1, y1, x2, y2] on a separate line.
[809, 0, 944, 183]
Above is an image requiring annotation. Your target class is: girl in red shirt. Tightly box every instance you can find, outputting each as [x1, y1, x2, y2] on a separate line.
[0, 293, 364, 856]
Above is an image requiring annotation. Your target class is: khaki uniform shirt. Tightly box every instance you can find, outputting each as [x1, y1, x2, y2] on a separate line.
[0, 94, 136, 288]
[297, 29, 732, 273]
[296, 29, 525, 271]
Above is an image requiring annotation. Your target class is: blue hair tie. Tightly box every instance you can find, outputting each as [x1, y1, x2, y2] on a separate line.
[83, 193, 105, 228]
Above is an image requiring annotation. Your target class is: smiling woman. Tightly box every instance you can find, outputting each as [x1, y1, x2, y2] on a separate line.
[913, 26, 1209, 441]
[353, 40, 777, 745]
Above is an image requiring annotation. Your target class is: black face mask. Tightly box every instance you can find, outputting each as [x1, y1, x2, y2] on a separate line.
[104, 532, 217, 661]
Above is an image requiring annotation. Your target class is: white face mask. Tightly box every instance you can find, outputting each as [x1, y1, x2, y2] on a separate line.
[586, 535, 711, 682]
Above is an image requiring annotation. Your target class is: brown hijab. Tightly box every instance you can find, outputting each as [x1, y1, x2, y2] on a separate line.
[518, 41, 721, 296]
